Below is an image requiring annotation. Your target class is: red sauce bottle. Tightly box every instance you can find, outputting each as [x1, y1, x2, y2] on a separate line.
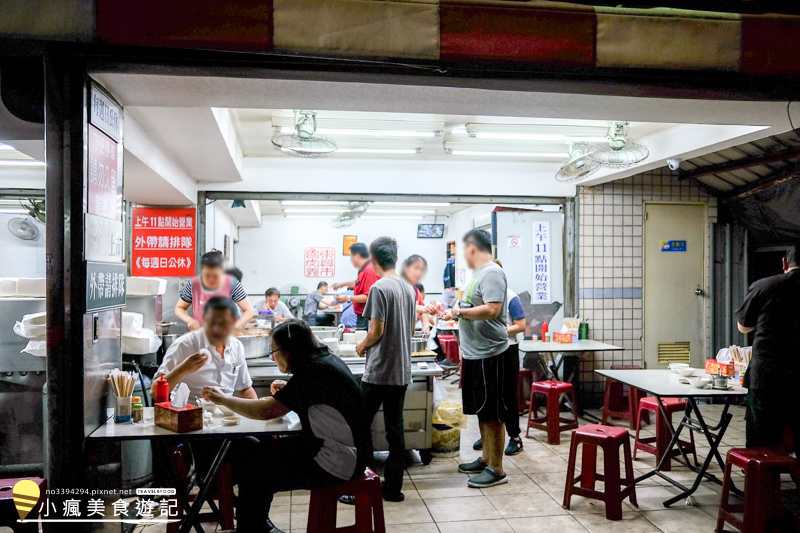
[154, 375, 170, 405]
[541, 321, 549, 340]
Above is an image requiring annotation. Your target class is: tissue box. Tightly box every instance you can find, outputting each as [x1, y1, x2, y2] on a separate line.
[554, 332, 574, 343]
[705, 360, 735, 377]
[154, 402, 203, 433]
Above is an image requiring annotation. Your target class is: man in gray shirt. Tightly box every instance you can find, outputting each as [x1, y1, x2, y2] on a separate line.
[355, 236, 416, 501]
[440, 229, 515, 489]
[302, 281, 339, 326]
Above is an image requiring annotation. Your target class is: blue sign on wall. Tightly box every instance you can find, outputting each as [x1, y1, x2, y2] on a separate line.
[660, 240, 687, 252]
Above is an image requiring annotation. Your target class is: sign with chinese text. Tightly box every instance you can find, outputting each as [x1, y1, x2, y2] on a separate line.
[131, 207, 196, 277]
[89, 86, 121, 142]
[532, 221, 551, 303]
[87, 124, 120, 220]
[86, 261, 127, 312]
[660, 240, 687, 252]
[304, 247, 335, 277]
[343, 235, 357, 255]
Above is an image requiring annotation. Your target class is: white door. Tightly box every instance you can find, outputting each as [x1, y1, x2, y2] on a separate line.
[644, 203, 706, 368]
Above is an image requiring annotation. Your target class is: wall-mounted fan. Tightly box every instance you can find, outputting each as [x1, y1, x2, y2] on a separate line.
[272, 110, 337, 158]
[329, 201, 370, 228]
[279, 284, 310, 317]
[8, 217, 39, 241]
[555, 143, 600, 182]
[586, 121, 649, 168]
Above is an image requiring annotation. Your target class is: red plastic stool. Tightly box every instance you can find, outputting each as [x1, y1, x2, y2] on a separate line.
[601, 365, 649, 429]
[717, 448, 800, 533]
[526, 380, 580, 445]
[307, 468, 386, 533]
[634, 397, 697, 471]
[564, 424, 638, 520]
[516, 368, 532, 415]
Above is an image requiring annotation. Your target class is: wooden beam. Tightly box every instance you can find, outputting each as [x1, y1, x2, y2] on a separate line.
[721, 162, 800, 202]
[678, 145, 800, 181]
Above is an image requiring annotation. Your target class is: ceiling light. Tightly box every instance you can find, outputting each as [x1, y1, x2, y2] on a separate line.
[446, 150, 565, 158]
[336, 148, 421, 155]
[465, 123, 609, 143]
[471, 132, 608, 143]
[362, 215, 424, 220]
[285, 215, 334, 219]
[374, 202, 451, 207]
[280, 127, 436, 138]
[284, 208, 436, 214]
[281, 201, 343, 206]
[0, 144, 15, 151]
[0, 208, 27, 214]
[0, 160, 45, 167]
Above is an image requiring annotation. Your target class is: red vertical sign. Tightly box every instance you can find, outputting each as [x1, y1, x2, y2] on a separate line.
[131, 207, 196, 277]
[87, 124, 120, 220]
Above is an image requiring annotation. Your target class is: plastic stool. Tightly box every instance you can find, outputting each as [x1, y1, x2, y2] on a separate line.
[564, 424, 638, 520]
[516, 368, 533, 415]
[634, 397, 697, 471]
[601, 365, 649, 429]
[717, 448, 800, 533]
[526, 380, 580, 445]
[307, 468, 386, 533]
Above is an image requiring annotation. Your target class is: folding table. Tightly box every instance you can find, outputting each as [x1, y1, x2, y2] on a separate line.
[596, 369, 747, 507]
[520, 340, 623, 382]
[88, 407, 301, 533]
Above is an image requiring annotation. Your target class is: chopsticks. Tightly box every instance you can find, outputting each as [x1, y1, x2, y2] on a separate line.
[108, 369, 137, 398]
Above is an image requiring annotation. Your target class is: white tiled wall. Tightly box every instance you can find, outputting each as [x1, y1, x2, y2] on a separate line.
[577, 167, 718, 405]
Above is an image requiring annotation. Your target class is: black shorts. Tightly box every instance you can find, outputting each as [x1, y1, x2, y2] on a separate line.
[462, 344, 519, 423]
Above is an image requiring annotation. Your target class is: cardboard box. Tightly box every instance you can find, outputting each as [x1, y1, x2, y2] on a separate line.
[154, 402, 203, 433]
[705, 360, 735, 377]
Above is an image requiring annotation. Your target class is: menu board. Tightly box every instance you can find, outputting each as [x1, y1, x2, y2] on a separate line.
[131, 207, 196, 277]
[87, 124, 120, 220]
[532, 220, 551, 303]
[304, 247, 335, 277]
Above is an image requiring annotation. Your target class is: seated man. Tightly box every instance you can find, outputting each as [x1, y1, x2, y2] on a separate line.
[302, 281, 340, 327]
[263, 287, 294, 322]
[153, 296, 257, 402]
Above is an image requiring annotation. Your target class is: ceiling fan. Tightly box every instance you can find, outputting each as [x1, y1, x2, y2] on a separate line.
[329, 201, 370, 228]
[272, 110, 337, 158]
[585, 121, 649, 169]
[555, 143, 600, 182]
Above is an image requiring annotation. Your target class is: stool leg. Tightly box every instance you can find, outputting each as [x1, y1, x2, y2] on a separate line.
[217, 464, 235, 530]
[526, 389, 538, 438]
[372, 487, 387, 533]
[603, 442, 623, 521]
[621, 436, 637, 507]
[569, 390, 580, 425]
[581, 443, 598, 490]
[716, 462, 733, 533]
[563, 434, 580, 510]
[355, 492, 373, 533]
[547, 391, 561, 445]
[633, 404, 646, 460]
[602, 380, 613, 425]
[655, 407, 672, 472]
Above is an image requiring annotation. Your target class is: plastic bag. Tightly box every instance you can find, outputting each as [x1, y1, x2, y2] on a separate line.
[13, 312, 47, 339]
[715, 347, 733, 365]
[432, 401, 467, 430]
[122, 328, 162, 354]
[426, 326, 439, 351]
[22, 338, 47, 357]
[121, 312, 144, 336]
[432, 379, 448, 413]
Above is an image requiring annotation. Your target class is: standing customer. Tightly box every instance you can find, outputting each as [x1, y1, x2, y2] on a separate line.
[440, 229, 513, 488]
[355, 237, 416, 501]
[333, 242, 380, 330]
[737, 241, 800, 448]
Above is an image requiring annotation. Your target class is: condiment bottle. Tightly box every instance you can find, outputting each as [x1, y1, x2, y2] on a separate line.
[541, 321, 549, 340]
[132, 402, 144, 423]
[154, 375, 170, 404]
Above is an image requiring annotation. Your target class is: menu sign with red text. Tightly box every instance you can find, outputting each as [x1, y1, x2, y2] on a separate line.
[131, 207, 196, 277]
[304, 247, 335, 277]
[87, 124, 120, 220]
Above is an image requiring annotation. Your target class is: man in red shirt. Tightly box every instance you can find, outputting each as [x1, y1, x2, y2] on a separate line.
[334, 242, 380, 330]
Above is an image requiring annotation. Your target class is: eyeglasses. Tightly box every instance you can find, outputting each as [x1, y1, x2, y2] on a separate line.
[268, 348, 280, 358]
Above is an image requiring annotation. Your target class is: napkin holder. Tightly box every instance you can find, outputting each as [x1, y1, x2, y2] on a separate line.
[154, 402, 203, 433]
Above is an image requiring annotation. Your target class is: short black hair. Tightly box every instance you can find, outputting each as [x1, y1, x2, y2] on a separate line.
[203, 295, 238, 317]
[787, 242, 800, 267]
[349, 242, 369, 259]
[370, 236, 398, 270]
[463, 228, 492, 253]
[404, 254, 428, 269]
[414, 283, 425, 293]
[265, 287, 280, 297]
[271, 319, 327, 372]
[317, 281, 328, 290]
[225, 267, 243, 282]
[201, 250, 224, 269]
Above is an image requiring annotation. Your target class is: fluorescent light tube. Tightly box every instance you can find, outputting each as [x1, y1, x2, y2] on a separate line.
[0, 160, 45, 167]
[336, 148, 421, 155]
[447, 150, 565, 158]
[284, 208, 436, 214]
[471, 132, 607, 142]
[374, 202, 451, 207]
[0, 144, 15, 151]
[279, 127, 437, 138]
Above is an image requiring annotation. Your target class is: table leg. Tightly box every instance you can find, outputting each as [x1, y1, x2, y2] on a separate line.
[154, 441, 204, 533]
[178, 439, 233, 533]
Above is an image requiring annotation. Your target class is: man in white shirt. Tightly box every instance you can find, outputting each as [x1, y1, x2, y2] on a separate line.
[263, 287, 295, 322]
[154, 296, 257, 401]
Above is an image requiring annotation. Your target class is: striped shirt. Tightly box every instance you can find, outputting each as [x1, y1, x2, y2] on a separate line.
[180, 278, 248, 303]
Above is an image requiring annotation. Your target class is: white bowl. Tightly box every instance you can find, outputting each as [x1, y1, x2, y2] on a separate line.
[688, 377, 710, 389]
[669, 363, 690, 374]
[676, 367, 698, 377]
